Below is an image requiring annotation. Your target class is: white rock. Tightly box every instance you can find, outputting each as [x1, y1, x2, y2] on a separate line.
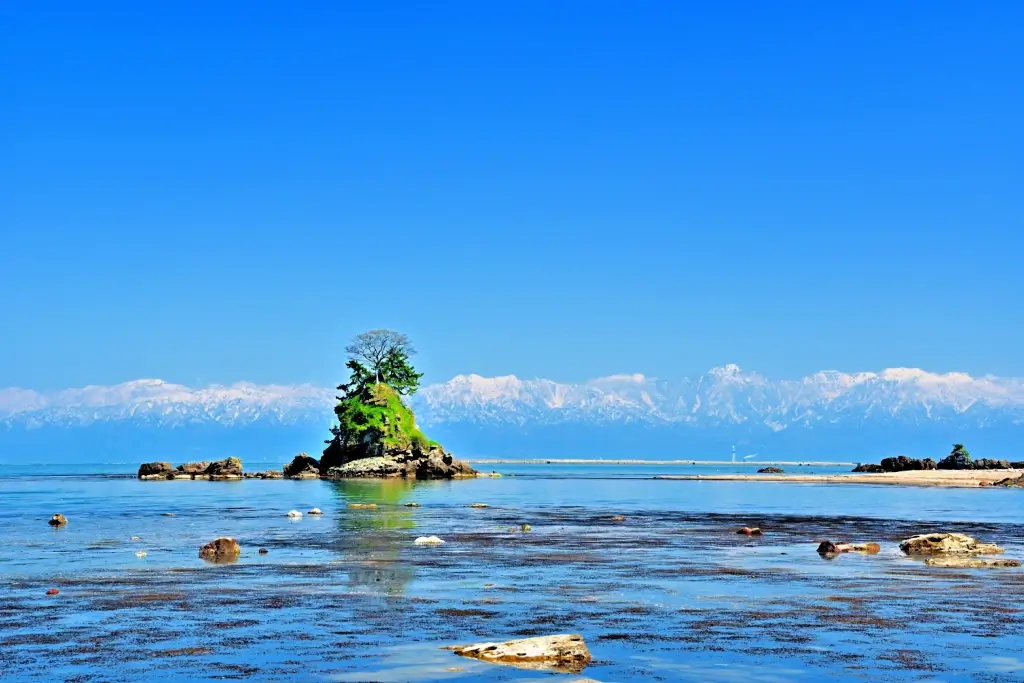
[446, 634, 591, 672]
[308, 508, 323, 515]
[414, 536, 446, 545]
[287, 510, 303, 518]
[135, 551, 147, 558]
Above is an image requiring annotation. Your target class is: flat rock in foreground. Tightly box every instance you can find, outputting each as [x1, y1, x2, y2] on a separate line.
[445, 634, 591, 673]
[924, 557, 1021, 568]
[899, 533, 1003, 555]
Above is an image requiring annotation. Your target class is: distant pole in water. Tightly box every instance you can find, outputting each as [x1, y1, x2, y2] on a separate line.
[731, 446, 736, 463]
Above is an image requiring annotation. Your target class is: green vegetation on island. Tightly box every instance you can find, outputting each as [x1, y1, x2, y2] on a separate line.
[321, 329, 475, 479]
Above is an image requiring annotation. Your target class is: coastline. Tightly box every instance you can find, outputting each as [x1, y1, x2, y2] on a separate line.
[465, 459, 856, 466]
[655, 469, 1024, 488]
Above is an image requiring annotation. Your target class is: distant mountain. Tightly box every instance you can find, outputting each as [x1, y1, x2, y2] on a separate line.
[2, 366, 1023, 463]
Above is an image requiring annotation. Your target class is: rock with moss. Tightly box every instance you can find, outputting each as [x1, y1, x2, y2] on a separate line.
[321, 383, 475, 479]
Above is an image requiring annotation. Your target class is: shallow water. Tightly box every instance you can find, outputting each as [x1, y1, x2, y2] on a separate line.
[2, 463, 1022, 681]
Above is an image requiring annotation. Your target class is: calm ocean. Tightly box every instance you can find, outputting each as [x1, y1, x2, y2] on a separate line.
[2, 462, 1022, 681]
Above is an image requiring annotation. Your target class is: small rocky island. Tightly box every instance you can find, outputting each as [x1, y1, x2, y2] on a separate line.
[852, 444, 1023, 474]
[138, 329, 476, 481]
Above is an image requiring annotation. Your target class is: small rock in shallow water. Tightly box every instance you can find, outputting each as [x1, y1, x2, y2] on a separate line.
[899, 533, 1003, 555]
[258, 548, 269, 555]
[611, 515, 626, 522]
[469, 503, 489, 508]
[135, 551, 147, 558]
[446, 634, 591, 673]
[348, 503, 377, 509]
[520, 524, 532, 532]
[404, 502, 421, 507]
[738, 527, 763, 535]
[130, 536, 141, 541]
[817, 541, 880, 555]
[307, 508, 323, 515]
[414, 536, 446, 545]
[924, 557, 1021, 568]
[287, 510, 303, 518]
[48, 514, 68, 527]
[199, 537, 241, 563]
[46, 588, 59, 596]
[161, 513, 176, 517]
[817, 541, 838, 554]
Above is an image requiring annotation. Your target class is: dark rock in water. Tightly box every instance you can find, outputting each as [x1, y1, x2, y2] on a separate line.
[48, 513, 68, 527]
[972, 458, 1011, 470]
[258, 548, 269, 555]
[283, 453, 321, 479]
[416, 450, 478, 479]
[852, 463, 885, 473]
[176, 461, 210, 475]
[46, 588, 59, 596]
[757, 467, 784, 474]
[817, 540, 838, 554]
[138, 462, 174, 479]
[199, 537, 241, 562]
[737, 527, 762, 535]
[206, 457, 243, 479]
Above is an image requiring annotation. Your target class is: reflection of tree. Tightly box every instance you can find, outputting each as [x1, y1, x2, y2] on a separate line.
[328, 479, 420, 596]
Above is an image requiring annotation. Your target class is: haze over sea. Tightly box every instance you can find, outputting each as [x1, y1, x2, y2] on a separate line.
[2, 459, 1023, 682]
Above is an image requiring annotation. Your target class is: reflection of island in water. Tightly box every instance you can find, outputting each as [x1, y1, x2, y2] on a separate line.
[327, 479, 422, 596]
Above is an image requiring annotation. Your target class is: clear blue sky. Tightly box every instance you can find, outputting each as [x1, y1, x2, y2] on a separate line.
[2, 1, 1021, 389]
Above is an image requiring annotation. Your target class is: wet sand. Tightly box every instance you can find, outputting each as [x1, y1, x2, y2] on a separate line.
[467, 458, 855, 466]
[657, 468, 1024, 487]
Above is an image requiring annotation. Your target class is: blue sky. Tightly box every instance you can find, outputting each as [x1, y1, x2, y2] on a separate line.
[2, 1, 1022, 389]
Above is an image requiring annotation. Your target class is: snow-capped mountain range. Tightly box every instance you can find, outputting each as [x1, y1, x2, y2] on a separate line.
[3, 365, 1024, 430]
[2, 366, 1023, 461]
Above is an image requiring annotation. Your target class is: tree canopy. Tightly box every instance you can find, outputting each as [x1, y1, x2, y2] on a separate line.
[339, 329, 423, 397]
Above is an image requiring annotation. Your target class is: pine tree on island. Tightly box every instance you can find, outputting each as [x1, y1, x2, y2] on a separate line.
[320, 329, 477, 479]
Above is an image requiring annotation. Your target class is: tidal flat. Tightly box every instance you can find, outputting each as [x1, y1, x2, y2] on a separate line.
[1, 464, 1023, 681]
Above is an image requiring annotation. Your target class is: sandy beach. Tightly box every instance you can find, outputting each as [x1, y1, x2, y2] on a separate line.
[656, 469, 1024, 488]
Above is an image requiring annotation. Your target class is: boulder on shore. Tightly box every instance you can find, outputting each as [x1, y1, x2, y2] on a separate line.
[899, 533, 1003, 556]
[852, 463, 885, 473]
[138, 462, 174, 479]
[199, 537, 241, 562]
[445, 634, 591, 673]
[972, 458, 1011, 470]
[283, 453, 320, 479]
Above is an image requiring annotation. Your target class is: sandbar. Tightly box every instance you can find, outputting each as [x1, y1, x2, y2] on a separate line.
[655, 469, 1024, 488]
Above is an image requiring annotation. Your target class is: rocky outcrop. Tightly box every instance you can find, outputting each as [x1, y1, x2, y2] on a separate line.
[139, 458, 245, 480]
[138, 462, 174, 479]
[48, 513, 68, 526]
[206, 457, 243, 479]
[972, 458, 1012, 470]
[176, 461, 210, 475]
[757, 467, 784, 474]
[283, 453, 320, 479]
[994, 474, 1024, 487]
[199, 537, 241, 562]
[323, 446, 477, 480]
[851, 456, 936, 473]
[446, 634, 591, 673]
[899, 533, 1004, 555]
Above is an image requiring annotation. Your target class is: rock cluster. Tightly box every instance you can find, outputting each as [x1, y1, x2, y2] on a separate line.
[852, 456, 937, 473]
[757, 467, 784, 474]
[138, 458, 243, 480]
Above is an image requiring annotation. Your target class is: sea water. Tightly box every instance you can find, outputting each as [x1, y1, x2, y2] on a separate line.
[1, 462, 1022, 681]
